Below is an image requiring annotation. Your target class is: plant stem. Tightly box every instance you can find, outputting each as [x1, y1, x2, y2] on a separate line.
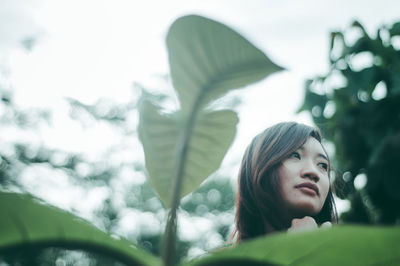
[161, 100, 202, 266]
[162, 205, 178, 266]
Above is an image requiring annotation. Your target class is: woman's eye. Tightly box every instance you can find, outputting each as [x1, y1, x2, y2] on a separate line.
[291, 152, 301, 159]
[319, 162, 328, 171]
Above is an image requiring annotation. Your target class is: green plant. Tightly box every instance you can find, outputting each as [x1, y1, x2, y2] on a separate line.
[137, 14, 282, 266]
[1, 15, 400, 266]
[298, 20, 400, 224]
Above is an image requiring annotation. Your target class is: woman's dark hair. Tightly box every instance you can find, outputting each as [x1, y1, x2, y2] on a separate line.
[233, 122, 337, 242]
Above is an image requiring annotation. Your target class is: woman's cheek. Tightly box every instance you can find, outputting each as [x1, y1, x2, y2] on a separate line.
[321, 181, 330, 202]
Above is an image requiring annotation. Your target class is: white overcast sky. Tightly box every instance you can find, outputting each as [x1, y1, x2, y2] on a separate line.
[3, 0, 399, 142]
[1, 0, 400, 213]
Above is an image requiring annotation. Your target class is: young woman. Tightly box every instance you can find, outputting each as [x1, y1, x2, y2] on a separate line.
[233, 122, 337, 242]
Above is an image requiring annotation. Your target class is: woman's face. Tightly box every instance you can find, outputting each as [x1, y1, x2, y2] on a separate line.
[278, 137, 330, 218]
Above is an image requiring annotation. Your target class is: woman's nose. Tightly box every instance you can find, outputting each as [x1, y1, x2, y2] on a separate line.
[300, 160, 320, 182]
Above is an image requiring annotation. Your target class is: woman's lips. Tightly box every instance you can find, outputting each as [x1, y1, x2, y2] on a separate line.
[295, 182, 319, 196]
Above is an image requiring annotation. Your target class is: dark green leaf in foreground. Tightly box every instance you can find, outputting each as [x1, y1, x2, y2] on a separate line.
[187, 226, 400, 266]
[0, 192, 161, 266]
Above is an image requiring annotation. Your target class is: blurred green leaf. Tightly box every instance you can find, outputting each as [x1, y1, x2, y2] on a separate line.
[181, 178, 234, 214]
[138, 100, 238, 207]
[297, 80, 327, 114]
[139, 15, 283, 207]
[0, 192, 161, 266]
[389, 22, 400, 36]
[186, 226, 400, 266]
[167, 15, 283, 113]
[342, 66, 383, 96]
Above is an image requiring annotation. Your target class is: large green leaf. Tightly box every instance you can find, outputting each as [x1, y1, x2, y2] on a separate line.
[167, 15, 283, 113]
[138, 100, 238, 207]
[0, 192, 161, 266]
[139, 15, 282, 207]
[186, 225, 400, 266]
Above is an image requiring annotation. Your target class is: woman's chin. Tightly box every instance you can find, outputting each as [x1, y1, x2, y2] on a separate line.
[290, 203, 321, 218]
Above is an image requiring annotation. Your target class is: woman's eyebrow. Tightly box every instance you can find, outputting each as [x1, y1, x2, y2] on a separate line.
[298, 146, 329, 161]
[318, 153, 328, 161]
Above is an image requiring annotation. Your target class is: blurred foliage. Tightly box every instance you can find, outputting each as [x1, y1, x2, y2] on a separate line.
[0, 14, 260, 265]
[299, 20, 400, 224]
[2, 13, 400, 266]
[0, 90, 51, 189]
[2, 248, 124, 266]
[0, 74, 236, 265]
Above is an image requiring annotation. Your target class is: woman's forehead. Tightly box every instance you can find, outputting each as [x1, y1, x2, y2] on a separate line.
[299, 137, 328, 160]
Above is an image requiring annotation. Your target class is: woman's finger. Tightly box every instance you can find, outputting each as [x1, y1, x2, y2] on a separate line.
[320, 221, 332, 228]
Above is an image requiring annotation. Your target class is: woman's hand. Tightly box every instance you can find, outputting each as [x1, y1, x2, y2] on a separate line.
[287, 216, 332, 233]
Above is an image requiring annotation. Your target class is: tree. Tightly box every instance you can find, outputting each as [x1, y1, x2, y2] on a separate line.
[299, 20, 400, 224]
